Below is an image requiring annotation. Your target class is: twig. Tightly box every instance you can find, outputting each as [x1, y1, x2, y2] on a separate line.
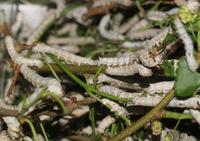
[110, 89, 174, 141]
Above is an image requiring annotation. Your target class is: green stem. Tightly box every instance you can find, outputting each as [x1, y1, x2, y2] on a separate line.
[110, 89, 175, 141]
[93, 65, 106, 87]
[24, 118, 38, 141]
[39, 122, 49, 141]
[164, 111, 194, 120]
[50, 55, 130, 102]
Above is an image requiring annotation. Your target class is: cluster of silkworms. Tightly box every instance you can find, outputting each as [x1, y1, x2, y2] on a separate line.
[0, 0, 200, 141]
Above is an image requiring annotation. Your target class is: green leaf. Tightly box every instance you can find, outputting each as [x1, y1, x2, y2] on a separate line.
[175, 57, 200, 97]
[161, 60, 175, 77]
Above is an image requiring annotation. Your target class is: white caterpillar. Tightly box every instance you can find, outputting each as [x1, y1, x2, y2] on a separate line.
[147, 10, 168, 21]
[11, 12, 23, 36]
[0, 131, 13, 141]
[93, 0, 132, 7]
[119, 15, 139, 34]
[190, 109, 200, 125]
[99, 85, 141, 98]
[146, 81, 174, 95]
[97, 115, 116, 134]
[121, 41, 148, 49]
[128, 94, 200, 109]
[26, 11, 57, 45]
[57, 23, 78, 36]
[5, 36, 43, 68]
[33, 43, 96, 66]
[147, 27, 172, 49]
[174, 17, 198, 71]
[126, 19, 149, 36]
[47, 36, 95, 45]
[102, 98, 129, 116]
[20, 65, 63, 97]
[97, 55, 138, 66]
[105, 63, 153, 76]
[0, 99, 19, 116]
[99, 14, 125, 41]
[128, 28, 162, 40]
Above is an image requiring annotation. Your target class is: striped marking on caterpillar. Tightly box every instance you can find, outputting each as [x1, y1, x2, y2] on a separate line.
[5, 36, 43, 68]
[146, 81, 174, 95]
[147, 27, 172, 49]
[99, 85, 141, 98]
[96, 55, 138, 66]
[147, 10, 168, 21]
[20, 65, 63, 97]
[101, 98, 129, 116]
[27, 11, 57, 45]
[33, 43, 96, 66]
[174, 16, 198, 71]
[47, 36, 95, 45]
[0, 99, 19, 116]
[105, 63, 153, 76]
[138, 50, 164, 67]
[99, 14, 125, 41]
[128, 28, 162, 40]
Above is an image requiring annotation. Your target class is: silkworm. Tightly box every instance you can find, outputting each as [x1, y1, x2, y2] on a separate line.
[138, 50, 164, 67]
[105, 63, 153, 77]
[66, 6, 90, 25]
[99, 85, 141, 98]
[166, 7, 179, 15]
[57, 23, 78, 36]
[5, 36, 43, 68]
[146, 81, 174, 95]
[121, 41, 148, 49]
[147, 10, 168, 21]
[52, 0, 65, 17]
[119, 15, 139, 34]
[20, 65, 63, 97]
[179, 133, 197, 141]
[11, 12, 23, 36]
[174, 17, 198, 71]
[0, 131, 13, 141]
[0, 99, 19, 116]
[33, 43, 96, 66]
[98, 14, 125, 41]
[186, 0, 199, 13]
[128, 28, 162, 40]
[126, 19, 149, 36]
[47, 36, 95, 45]
[2, 117, 20, 139]
[52, 45, 80, 54]
[147, 27, 172, 49]
[127, 94, 200, 109]
[93, 0, 132, 7]
[190, 109, 200, 125]
[97, 115, 116, 134]
[102, 98, 129, 116]
[112, 13, 124, 32]
[26, 11, 57, 45]
[97, 55, 138, 66]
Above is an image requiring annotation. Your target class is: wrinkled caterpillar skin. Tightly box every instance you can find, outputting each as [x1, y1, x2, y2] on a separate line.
[97, 55, 138, 66]
[174, 17, 198, 71]
[33, 43, 96, 66]
[146, 81, 174, 95]
[147, 27, 172, 49]
[99, 85, 140, 98]
[97, 115, 115, 134]
[119, 15, 139, 34]
[47, 36, 95, 45]
[5, 36, 43, 68]
[147, 11, 167, 21]
[27, 11, 57, 45]
[121, 41, 148, 49]
[102, 98, 128, 116]
[0, 131, 13, 141]
[99, 14, 125, 41]
[128, 29, 162, 40]
[20, 65, 63, 97]
[0, 100, 19, 116]
[139, 50, 164, 67]
[105, 63, 153, 77]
